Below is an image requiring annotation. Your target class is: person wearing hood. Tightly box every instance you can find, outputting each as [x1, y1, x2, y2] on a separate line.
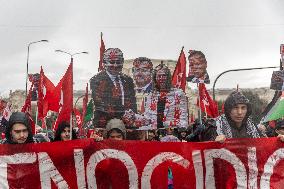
[177, 127, 189, 142]
[2, 112, 34, 144]
[215, 91, 263, 142]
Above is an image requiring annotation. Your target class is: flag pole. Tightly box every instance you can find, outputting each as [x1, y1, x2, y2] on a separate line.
[70, 112, 73, 140]
[197, 83, 203, 126]
[70, 59, 74, 140]
[35, 105, 38, 126]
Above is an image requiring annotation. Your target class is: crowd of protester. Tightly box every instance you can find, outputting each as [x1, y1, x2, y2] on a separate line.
[2, 88, 284, 145]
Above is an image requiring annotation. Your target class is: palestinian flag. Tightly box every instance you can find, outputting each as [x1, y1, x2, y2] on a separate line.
[263, 91, 284, 122]
[84, 99, 93, 122]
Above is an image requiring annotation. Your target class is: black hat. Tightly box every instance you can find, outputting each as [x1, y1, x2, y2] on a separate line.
[224, 91, 252, 117]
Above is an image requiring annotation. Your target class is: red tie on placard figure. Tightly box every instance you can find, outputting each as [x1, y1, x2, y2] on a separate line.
[113, 77, 122, 98]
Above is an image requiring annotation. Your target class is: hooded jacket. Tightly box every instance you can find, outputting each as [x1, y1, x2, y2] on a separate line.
[216, 91, 261, 138]
[2, 112, 34, 144]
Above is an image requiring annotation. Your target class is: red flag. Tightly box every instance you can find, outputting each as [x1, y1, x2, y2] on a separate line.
[82, 83, 88, 121]
[221, 101, 225, 114]
[21, 83, 34, 114]
[172, 47, 187, 92]
[98, 32, 106, 72]
[21, 84, 35, 135]
[0, 100, 7, 113]
[37, 67, 59, 119]
[53, 63, 73, 130]
[190, 113, 195, 123]
[73, 108, 83, 130]
[27, 113, 36, 135]
[197, 83, 219, 118]
[2, 103, 12, 121]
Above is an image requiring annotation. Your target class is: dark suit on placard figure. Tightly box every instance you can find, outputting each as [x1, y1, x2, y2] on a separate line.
[90, 48, 137, 128]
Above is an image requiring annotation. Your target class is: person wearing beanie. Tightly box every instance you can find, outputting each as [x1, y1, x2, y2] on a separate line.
[2, 112, 34, 144]
[215, 91, 263, 142]
[105, 118, 126, 140]
[90, 48, 137, 128]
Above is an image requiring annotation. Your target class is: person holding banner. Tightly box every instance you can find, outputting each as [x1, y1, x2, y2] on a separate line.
[90, 48, 137, 128]
[90, 118, 126, 141]
[2, 112, 35, 144]
[53, 121, 77, 141]
[215, 91, 263, 142]
[106, 118, 126, 140]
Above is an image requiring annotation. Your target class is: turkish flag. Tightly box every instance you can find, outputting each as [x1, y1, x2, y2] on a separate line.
[37, 67, 58, 119]
[73, 108, 82, 130]
[53, 63, 73, 130]
[21, 84, 35, 134]
[21, 82, 34, 114]
[172, 47, 187, 92]
[197, 83, 219, 118]
[98, 32, 106, 72]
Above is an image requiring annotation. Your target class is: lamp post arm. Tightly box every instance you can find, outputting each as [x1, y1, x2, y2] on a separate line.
[25, 45, 31, 97]
[213, 66, 278, 100]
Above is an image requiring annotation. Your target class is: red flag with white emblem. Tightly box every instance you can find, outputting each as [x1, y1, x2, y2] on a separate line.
[73, 108, 82, 130]
[21, 83, 34, 114]
[197, 83, 219, 118]
[37, 67, 58, 119]
[53, 63, 73, 130]
[172, 47, 187, 92]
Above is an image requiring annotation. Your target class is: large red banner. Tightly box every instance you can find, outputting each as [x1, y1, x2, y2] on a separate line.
[1, 138, 284, 189]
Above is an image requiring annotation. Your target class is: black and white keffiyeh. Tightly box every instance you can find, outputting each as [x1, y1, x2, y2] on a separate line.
[216, 114, 260, 138]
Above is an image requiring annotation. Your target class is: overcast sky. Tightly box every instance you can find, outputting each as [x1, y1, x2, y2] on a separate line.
[0, 0, 284, 94]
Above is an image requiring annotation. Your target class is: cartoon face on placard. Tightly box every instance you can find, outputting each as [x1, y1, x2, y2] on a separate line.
[188, 50, 210, 84]
[132, 57, 153, 93]
[270, 70, 284, 91]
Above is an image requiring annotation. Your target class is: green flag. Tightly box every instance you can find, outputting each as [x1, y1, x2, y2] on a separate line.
[264, 93, 284, 122]
[84, 99, 93, 122]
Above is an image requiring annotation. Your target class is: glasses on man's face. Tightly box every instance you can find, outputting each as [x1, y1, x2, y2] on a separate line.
[105, 63, 123, 70]
[105, 60, 123, 65]
[132, 67, 151, 73]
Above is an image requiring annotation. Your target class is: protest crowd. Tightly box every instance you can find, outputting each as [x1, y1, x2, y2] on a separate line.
[1, 42, 284, 188]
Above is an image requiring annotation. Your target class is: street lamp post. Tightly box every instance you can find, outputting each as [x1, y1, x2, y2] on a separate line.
[212, 66, 278, 100]
[55, 50, 88, 63]
[26, 40, 48, 97]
